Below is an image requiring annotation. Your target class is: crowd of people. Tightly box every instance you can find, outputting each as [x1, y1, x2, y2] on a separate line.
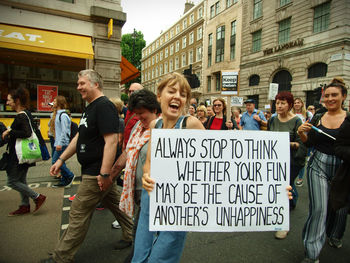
[1, 70, 348, 263]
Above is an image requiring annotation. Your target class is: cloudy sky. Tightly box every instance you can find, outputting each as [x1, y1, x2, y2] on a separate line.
[121, 0, 201, 45]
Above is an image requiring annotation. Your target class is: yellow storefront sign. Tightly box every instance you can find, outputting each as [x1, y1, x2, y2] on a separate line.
[0, 23, 94, 59]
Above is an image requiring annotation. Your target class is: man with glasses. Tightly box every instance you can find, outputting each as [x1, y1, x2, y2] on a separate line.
[240, 99, 267, 130]
[123, 83, 143, 150]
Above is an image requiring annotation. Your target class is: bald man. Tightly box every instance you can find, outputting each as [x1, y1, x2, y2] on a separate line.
[123, 83, 144, 150]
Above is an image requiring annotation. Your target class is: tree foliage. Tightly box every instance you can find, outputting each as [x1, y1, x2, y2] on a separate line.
[121, 30, 146, 87]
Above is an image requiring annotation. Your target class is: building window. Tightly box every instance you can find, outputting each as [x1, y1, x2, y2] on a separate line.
[196, 46, 202, 62]
[176, 41, 180, 52]
[164, 62, 168, 74]
[230, 20, 236, 60]
[227, 0, 237, 8]
[182, 36, 187, 48]
[156, 54, 159, 63]
[278, 18, 291, 44]
[175, 57, 179, 69]
[197, 26, 203, 40]
[216, 26, 225, 63]
[215, 1, 220, 15]
[182, 53, 186, 67]
[313, 2, 330, 33]
[249, 74, 260, 86]
[207, 76, 211, 92]
[165, 33, 169, 42]
[253, 0, 262, 20]
[189, 32, 194, 45]
[308, 63, 328, 78]
[183, 19, 187, 30]
[148, 71, 150, 81]
[189, 50, 194, 64]
[170, 44, 174, 55]
[176, 24, 180, 34]
[252, 30, 262, 52]
[198, 7, 203, 19]
[190, 14, 194, 24]
[210, 5, 215, 18]
[280, 0, 291, 7]
[152, 69, 154, 79]
[170, 59, 173, 71]
[208, 33, 213, 67]
[160, 64, 163, 75]
[156, 66, 158, 77]
[215, 73, 221, 91]
[152, 56, 155, 65]
[165, 48, 168, 58]
[156, 40, 159, 48]
[170, 29, 174, 38]
[160, 51, 163, 61]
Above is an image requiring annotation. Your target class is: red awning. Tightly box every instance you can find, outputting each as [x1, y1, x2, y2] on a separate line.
[120, 56, 140, 84]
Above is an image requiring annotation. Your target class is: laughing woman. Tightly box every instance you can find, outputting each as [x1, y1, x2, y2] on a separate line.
[298, 79, 349, 263]
[132, 72, 204, 263]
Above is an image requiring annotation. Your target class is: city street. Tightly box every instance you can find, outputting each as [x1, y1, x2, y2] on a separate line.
[0, 148, 350, 263]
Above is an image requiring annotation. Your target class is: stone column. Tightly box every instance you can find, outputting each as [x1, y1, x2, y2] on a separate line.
[90, 6, 126, 98]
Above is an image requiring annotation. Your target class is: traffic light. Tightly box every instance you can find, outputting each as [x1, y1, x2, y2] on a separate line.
[183, 65, 200, 89]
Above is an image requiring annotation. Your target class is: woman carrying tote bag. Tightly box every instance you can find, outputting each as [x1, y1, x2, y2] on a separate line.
[1, 87, 46, 216]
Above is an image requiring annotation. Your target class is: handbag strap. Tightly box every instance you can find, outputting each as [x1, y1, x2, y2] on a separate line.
[19, 111, 35, 134]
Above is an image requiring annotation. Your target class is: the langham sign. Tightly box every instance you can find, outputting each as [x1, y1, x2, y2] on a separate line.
[263, 38, 304, 56]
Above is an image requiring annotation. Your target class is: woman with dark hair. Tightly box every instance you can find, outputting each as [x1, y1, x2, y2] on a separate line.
[298, 79, 349, 263]
[103, 89, 161, 252]
[1, 87, 46, 216]
[268, 91, 307, 240]
[205, 98, 238, 130]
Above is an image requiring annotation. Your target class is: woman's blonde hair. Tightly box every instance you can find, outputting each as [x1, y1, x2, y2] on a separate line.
[49, 95, 68, 137]
[197, 105, 207, 117]
[292, 97, 307, 118]
[157, 72, 191, 104]
[110, 97, 124, 113]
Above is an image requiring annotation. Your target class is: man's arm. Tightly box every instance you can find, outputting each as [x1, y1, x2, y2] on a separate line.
[97, 133, 118, 190]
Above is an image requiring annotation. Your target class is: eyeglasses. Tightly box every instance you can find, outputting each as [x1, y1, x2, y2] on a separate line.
[308, 107, 315, 110]
[213, 104, 222, 107]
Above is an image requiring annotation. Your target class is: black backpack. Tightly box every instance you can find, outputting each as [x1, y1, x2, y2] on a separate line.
[59, 112, 78, 141]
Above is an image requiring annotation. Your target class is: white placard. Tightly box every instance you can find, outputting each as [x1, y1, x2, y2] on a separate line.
[149, 129, 290, 232]
[221, 72, 238, 95]
[268, 83, 279, 100]
[231, 96, 243, 107]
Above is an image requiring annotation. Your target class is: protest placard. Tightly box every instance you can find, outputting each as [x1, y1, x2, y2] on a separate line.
[149, 129, 290, 232]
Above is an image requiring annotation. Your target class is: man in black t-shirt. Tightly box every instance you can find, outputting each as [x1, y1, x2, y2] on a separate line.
[46, 69, 133, 263]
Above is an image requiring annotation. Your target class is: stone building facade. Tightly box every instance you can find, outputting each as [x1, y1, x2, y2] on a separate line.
[141, 1, 205, 97]
[202, 0, 242, 104]
[239, 0, 350, 110]
[0, 0, 126, 114]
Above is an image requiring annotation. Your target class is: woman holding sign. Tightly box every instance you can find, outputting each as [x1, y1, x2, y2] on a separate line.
[134, 72, 204, 263]
[267, 91, 307, 240]
[204, 98, 239, 130]
[297, 79, 349, 263]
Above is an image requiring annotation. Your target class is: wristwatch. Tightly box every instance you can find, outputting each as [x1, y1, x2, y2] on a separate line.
[100, 173, 110, 178]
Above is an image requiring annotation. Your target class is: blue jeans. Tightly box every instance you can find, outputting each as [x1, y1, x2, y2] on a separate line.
[132, 189, 187, 263]
[52, 145, 74, 183]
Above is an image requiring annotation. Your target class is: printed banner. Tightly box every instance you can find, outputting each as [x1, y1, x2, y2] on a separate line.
[149, 129, 290, 232]
[37, 85, 58, 111]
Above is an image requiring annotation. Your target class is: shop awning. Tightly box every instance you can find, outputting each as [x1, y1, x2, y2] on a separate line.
[120, 56, 140, 84]
[0, 24, 94, 59]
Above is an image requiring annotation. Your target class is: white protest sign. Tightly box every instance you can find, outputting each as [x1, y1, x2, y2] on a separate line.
[268, 83, 279, 100]
[231, 96, 243, 107]
[149, 130, 290, 232]
[221, 72, 238, 95]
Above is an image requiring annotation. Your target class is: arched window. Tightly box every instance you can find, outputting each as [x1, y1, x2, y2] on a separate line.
[249, 74, 260, 86]
[308, 63, 327, 78]
[272, 70, 292, 92]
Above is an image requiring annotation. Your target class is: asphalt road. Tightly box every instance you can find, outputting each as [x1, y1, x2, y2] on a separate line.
[0, 148, 350, 263]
